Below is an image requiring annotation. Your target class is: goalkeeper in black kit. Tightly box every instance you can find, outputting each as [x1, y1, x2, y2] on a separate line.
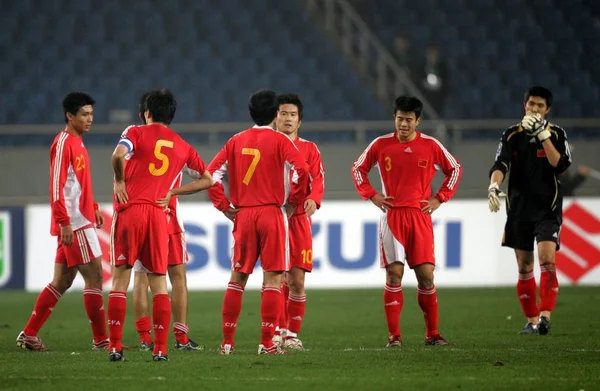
[487, 86, 572, 336]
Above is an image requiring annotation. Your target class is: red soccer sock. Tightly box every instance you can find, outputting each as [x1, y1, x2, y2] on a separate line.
[539, 264, 559, 313]
[107, 291, 127, 352]
[222, 282, 244, 346]
[135, 315, 153, 344]
[260, 287, 281, 347]
[383, 284, 403, 338]
[152, 294, 171, 356]
[173, 322, 189, 344]
[83, 288, 107, 343]
[278, 282, 290, 333]
[287, 293, 306, 336]
[417, 285, 439, 337]
[517, 271, 539, 318]
[23, 284, 61, 336]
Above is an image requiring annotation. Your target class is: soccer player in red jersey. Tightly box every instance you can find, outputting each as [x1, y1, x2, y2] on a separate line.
[108, 89, 213, 362]
[17, 92, 108, 352]
[163, 89, 309, 355]
[131, 93, 204, 352]
[352, 96, 462, 347]
[272, 94, 325, 350]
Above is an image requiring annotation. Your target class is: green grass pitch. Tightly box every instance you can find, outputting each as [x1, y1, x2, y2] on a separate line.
[1, 287, 599, 391]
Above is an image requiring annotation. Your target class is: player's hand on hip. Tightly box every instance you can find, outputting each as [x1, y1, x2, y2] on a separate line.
[113, 181, 128, 204]
[95, 209, 104, 228]
[157, 191, 173, 209]
[284, 204, 296, 218]
[60, 224, 74, 246]
[304, 199, 317, 217]
[224, 208, 239, 222]
[420, 198, 441, 214]
[488, 182, 505, 213]
[370, 194, 394, 212]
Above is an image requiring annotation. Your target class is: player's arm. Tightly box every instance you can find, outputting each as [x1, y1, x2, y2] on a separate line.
[166, 170, 213, 196]
[206, 145, 233, 212]
[543, 126, 571, 174]
[50, 142, 74, 245]
[304, 144, 326, 216]
[488, 131, 511, 186]
[282, 137, 309, 208]
[351, 140, 392, 211]
[111, 126, 139, 203]
[93, 201, 103, 228]
[156, 146, 214, 208]
[432, 141, 462, 204]
[488, 131, 511, 212]
[160, 148, 213, 204]
[111, 144, 130, 204]
[351, 141, 378, 200]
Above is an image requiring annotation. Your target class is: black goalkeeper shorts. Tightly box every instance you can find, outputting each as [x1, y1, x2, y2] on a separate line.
[502, 218, 561, 252]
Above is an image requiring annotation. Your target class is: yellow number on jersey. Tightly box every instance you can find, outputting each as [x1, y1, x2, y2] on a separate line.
[301, 249, 313, 264]
[149, 139, 174, 176]
[242, 148, 261, 185]
[384, 156, 392, 171]
[75, 154, 85, 171]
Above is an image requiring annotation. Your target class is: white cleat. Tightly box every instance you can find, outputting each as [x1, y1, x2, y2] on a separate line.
[218, 343, 234, 355]
[16, 331, 48, 351]
[283, 337, 305, 350]
[258, 343, 287, 355]
[272, 334, 283, 349]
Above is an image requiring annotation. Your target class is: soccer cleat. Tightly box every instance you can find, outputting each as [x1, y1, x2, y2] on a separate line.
[92, 338, 110, 351]
[272, 334, 283, 349]
[258, 343, 287, 355]
[283, 337, 305, 350]
[218, 343, 234, 355]
[425, 334, 449, 345]
[108, 348, 124, 362]
[519, 322, 539, 335]
[153, 352, 168, 361]
[386, 335, 402, 348]
[538, 316, 551, 335]
[175, 338, 204, 351]
[139, 341, 154, 351]
[16, 331, 48, 352]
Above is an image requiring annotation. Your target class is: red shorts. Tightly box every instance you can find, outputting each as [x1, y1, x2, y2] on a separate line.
[55, 227, 102, 268]
[288, 213, 313, 272]
[231, 205, 288, 274]
[168, 232, 188, 266]
[166, 211, 188, 266]
[379, 208, 435, 269]
[110, 204, 170, 275]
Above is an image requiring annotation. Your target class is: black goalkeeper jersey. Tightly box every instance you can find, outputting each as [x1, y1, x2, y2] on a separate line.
[489, 121, 572, 222]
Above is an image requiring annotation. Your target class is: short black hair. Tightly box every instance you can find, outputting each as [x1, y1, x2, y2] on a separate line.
[138, 91, 150, 124]
[249, 89, 278, 126]
[277, 93, 304, 120]
[393, 95, 423, 119]
[524, 86, 553, 108]
[144, 88, 177, 125]
[62, 92, 95, 123]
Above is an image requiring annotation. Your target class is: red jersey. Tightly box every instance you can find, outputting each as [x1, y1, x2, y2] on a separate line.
[115, 123, 207, 212]
[207, 125, 309, 211]
[292, 137, 325, 215]
[352, 132, 462, 208]
[49, 130, 97, 235]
